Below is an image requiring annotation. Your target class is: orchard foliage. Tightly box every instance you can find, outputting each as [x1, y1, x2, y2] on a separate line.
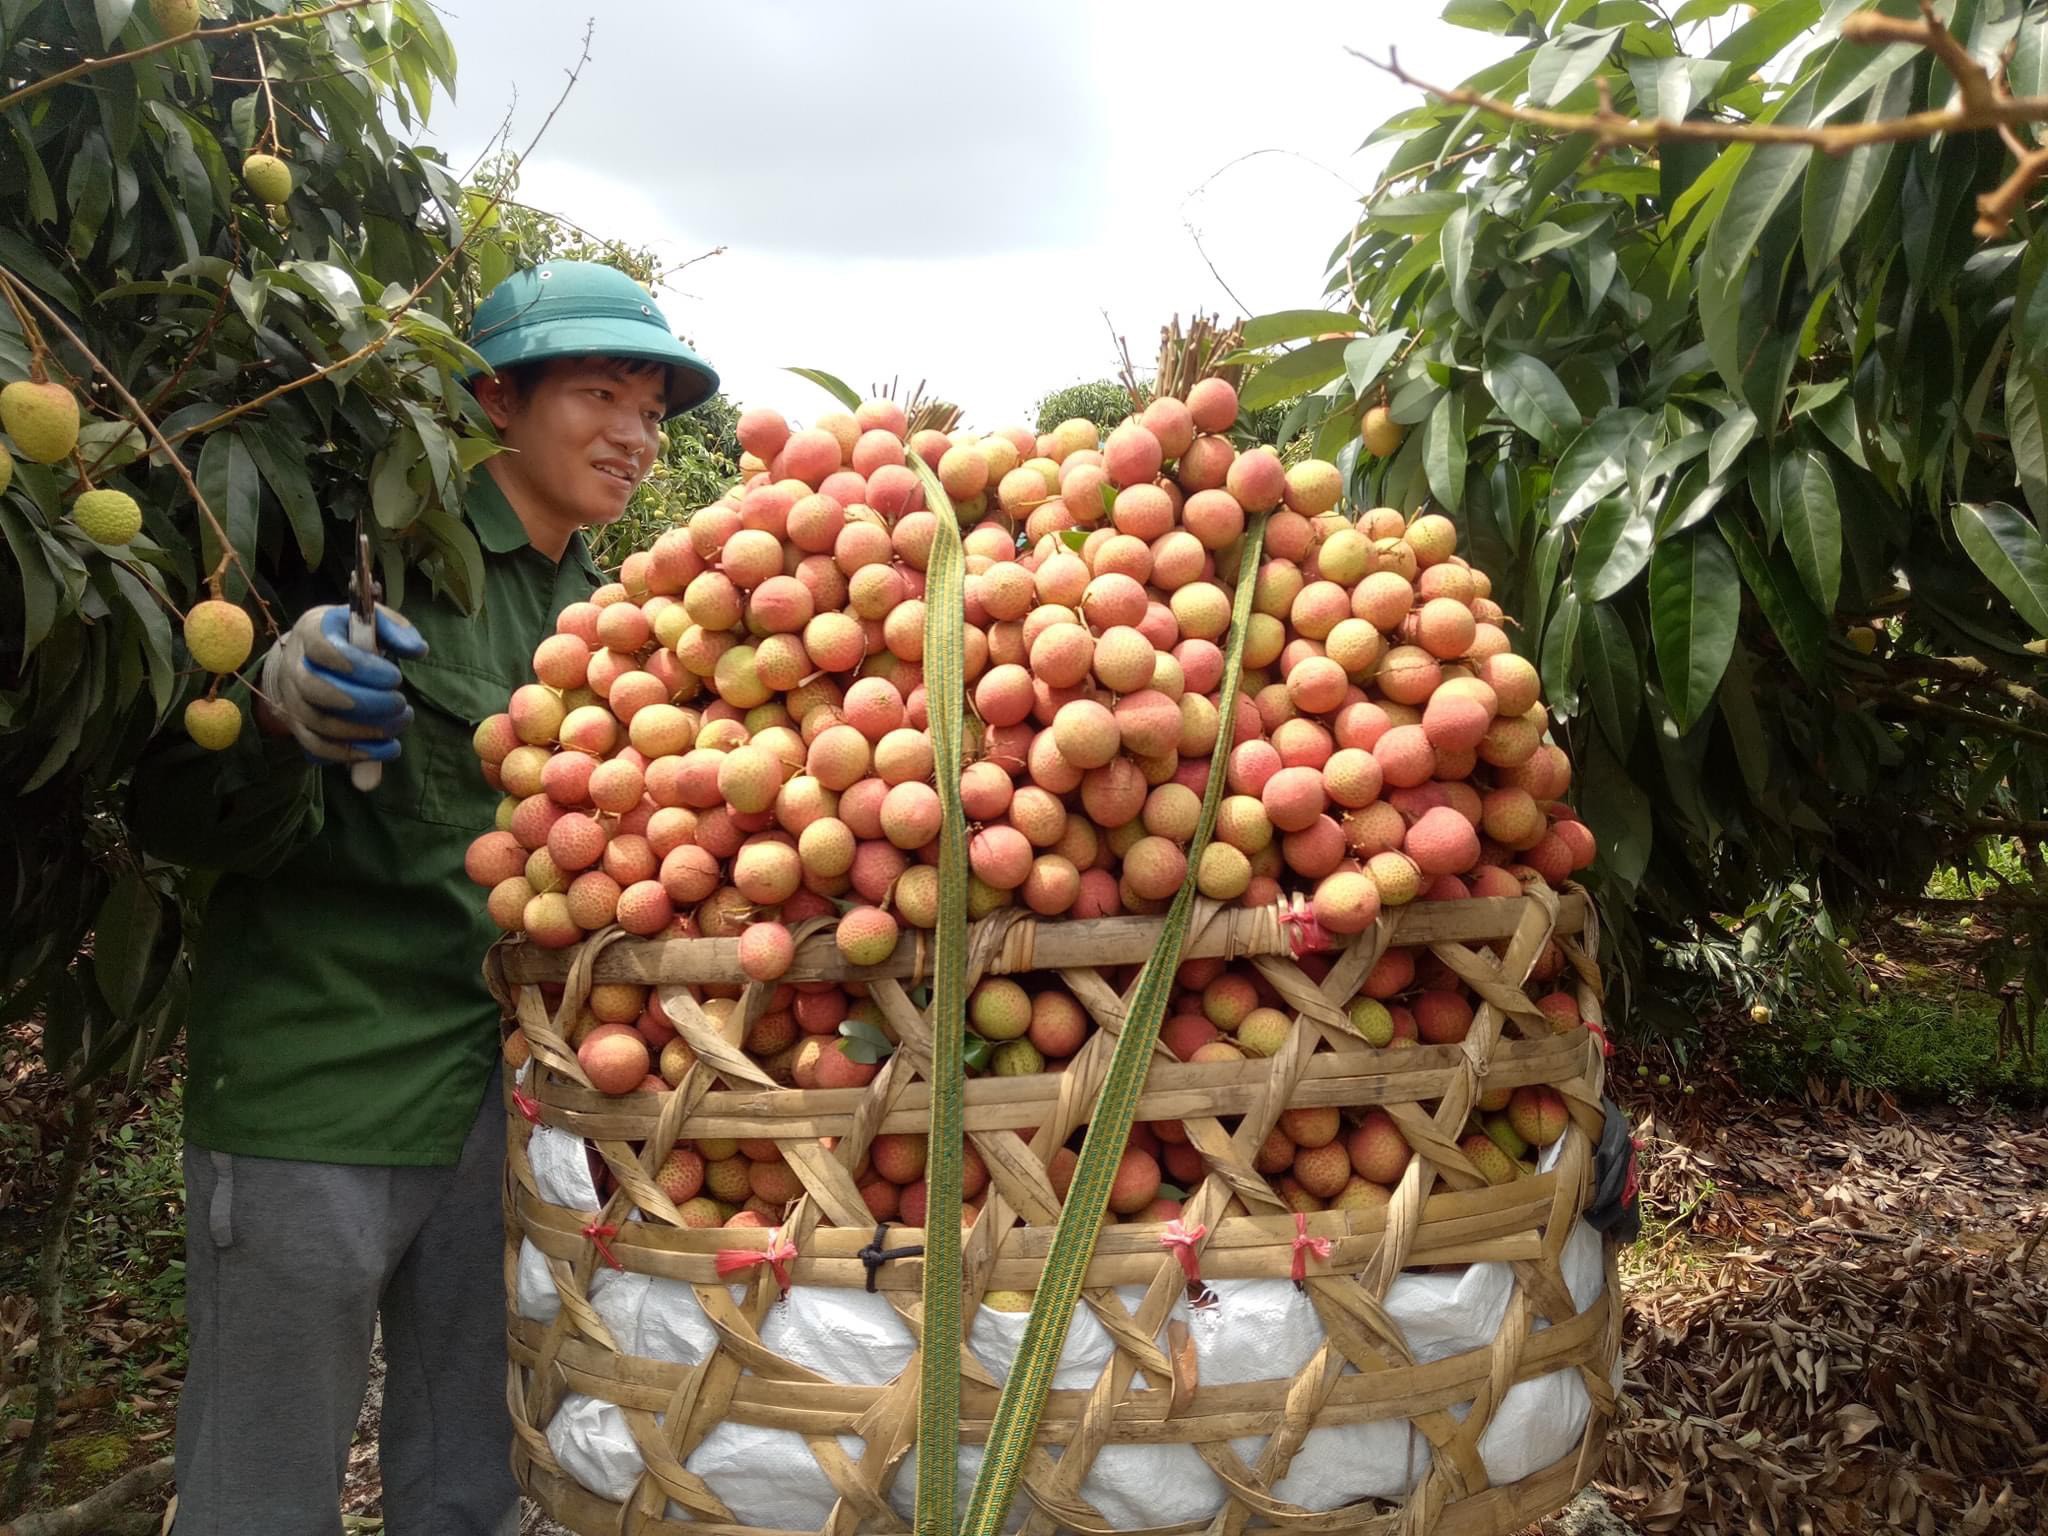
[1245, 0, 2048, 1015]
[0, 0, 506, 1081]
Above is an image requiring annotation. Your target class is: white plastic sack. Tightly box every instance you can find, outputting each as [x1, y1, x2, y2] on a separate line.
[515, 1124, 603, 1325]
[1199, 1279, 1428, 1509]
[546, 1392, 643, 1505]
[683, 1288, 912, 1525]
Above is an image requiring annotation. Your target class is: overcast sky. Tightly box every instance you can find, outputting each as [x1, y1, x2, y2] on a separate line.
[422, 3, 1515, 428]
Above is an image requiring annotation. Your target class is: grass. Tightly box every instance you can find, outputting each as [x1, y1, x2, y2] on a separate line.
[1734, 987, 2048, 1107]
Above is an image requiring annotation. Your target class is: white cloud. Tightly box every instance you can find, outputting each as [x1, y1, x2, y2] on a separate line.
[425, 3, 1513, 428]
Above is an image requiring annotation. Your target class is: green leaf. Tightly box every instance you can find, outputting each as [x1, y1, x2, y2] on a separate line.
[93, 0, 135, 48]
[1443, 0, 1519, 29]
[1709, 0, 1821, 88]
[1707, 406, 1758, 484]
[93, 871, 161, 1019]
[1424, 387, 1466, 514]
[1530, 25, 1623, 107]
[1343, 330, 1408, 398]
[1574, 495, 1654, 600]
[1777, 447, 1841, 610]
[1483, 353, 1581, 448]
[1551, 408, 1648, 526]
[838, 1014, 895, 1065]
[197, 430, 261, 601]
[784, 366, 862, 411]
[1717, 643, 1772, 802]
[1579, 731, 1651, 888]
[0, 501, 59, 654]
[283, 260, 366, 324]
[1581, 602, 1640, 752]
[243, 421, 325, 568]
[2007, 357, 2048, 528]
[1239, 338, 1350, 411]
[1952, 501, 2048, 636]
[370, 428, 424, 530]
[1440, 202, 1476, 326]
[1627, 56, 1727, 121]
[2015, 3, 2048, 98]
[65, 133, 114, 258]
[1801, 68, 1908, 281]
[109, 563, 175, 719]
[1648, 524, 1740, 732]
[1240, 309, 1360, 348]
[1540, 587, 1582, 716]
[1717, 508, 1829, 684]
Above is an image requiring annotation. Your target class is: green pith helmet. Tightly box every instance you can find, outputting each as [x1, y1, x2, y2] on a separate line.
[466, 260, 718, 417]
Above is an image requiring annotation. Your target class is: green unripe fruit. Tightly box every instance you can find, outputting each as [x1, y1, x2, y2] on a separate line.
[0, 379, 80, 463]
[1346, 996, 1394, 1047]
[242, 153, 293, 206]
[71, 488, 141, 545]
[184, 696, 242, 750]
[149, 0, 202, 35]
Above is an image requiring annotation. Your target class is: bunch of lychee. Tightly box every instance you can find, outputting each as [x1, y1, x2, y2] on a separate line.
[470, 379, 1598, 1094]
[519, 932, 1581, 1234]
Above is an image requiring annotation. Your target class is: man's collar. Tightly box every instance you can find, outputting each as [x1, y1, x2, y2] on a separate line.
[466, 469, 530, 556]
[467, 469, 602, 579]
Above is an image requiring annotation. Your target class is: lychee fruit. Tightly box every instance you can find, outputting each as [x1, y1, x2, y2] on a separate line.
[184, 599, 256, 675]
[1508, 1085, 1569, 1147]
[1347, 1110, 1411, 1184]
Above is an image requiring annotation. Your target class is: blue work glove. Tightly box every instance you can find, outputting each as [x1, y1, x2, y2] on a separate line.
[258, 604, 428, 765]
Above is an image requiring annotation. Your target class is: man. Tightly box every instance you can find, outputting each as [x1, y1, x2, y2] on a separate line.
[135, 261, 717, 1535]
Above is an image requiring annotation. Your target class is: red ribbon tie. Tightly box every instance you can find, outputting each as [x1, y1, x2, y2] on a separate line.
[511, 1086, 544, 1124]
[1583, 1018, 1612, 1057]
[1159, 1219, 1207, 1285]
[1290, 1211, 1333, 1284]
[715, 1228, 799, 1291]
[582, 1221, 624, 1271]
[1277, 893, 1329, 957]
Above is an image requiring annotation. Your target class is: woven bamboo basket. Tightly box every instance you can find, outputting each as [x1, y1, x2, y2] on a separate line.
[492, 886, 1621, 1536]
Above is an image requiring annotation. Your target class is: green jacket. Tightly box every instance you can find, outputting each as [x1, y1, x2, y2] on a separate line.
[134, 475, 600, 1165]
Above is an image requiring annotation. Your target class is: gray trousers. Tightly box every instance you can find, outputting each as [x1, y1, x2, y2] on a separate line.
[173, 1072, 518, 1536]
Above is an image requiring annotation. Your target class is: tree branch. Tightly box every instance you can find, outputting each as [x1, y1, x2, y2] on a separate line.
[1354, 2, 2048, 236]
[1874, 689, 2048, 750]
[0, 267, 265, 627]
[0, 1455, 173, 1536]
[0, 0, 381, 116]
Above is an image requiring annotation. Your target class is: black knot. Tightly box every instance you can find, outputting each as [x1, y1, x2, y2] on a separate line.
[857, 1220, 924, 1293]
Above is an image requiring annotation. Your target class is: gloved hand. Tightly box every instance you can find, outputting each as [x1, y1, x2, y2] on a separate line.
[259, 604, 428, 764]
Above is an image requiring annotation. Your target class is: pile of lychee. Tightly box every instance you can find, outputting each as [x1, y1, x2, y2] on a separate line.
[517, 931, 1581, 1234]
[470, 380, 1592, 960]
[472, 377, 1599, 1135]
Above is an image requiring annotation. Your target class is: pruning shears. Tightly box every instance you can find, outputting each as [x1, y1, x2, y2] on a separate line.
[348, 525, 383, 793]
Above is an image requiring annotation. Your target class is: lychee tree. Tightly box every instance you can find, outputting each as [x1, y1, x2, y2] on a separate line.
[1244, 0, 2048, 1028]
[0, 0, 525, 1512]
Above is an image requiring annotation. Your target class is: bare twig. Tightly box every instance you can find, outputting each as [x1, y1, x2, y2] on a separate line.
[0, 0, 381, 116]
[251, 34, 279, 155]
[1877, 688, 2048, 749]
[161, 21, 598, 452]
[0, 1455, 173, 1536]
[1353, 1, 2048, 236]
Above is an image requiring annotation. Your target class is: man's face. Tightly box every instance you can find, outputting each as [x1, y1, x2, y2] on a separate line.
[485, 357, 667, 530]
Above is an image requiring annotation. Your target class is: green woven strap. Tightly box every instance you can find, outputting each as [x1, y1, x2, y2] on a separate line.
[911, 459, 970, 1536]
[961, 514, 1270, 1536]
